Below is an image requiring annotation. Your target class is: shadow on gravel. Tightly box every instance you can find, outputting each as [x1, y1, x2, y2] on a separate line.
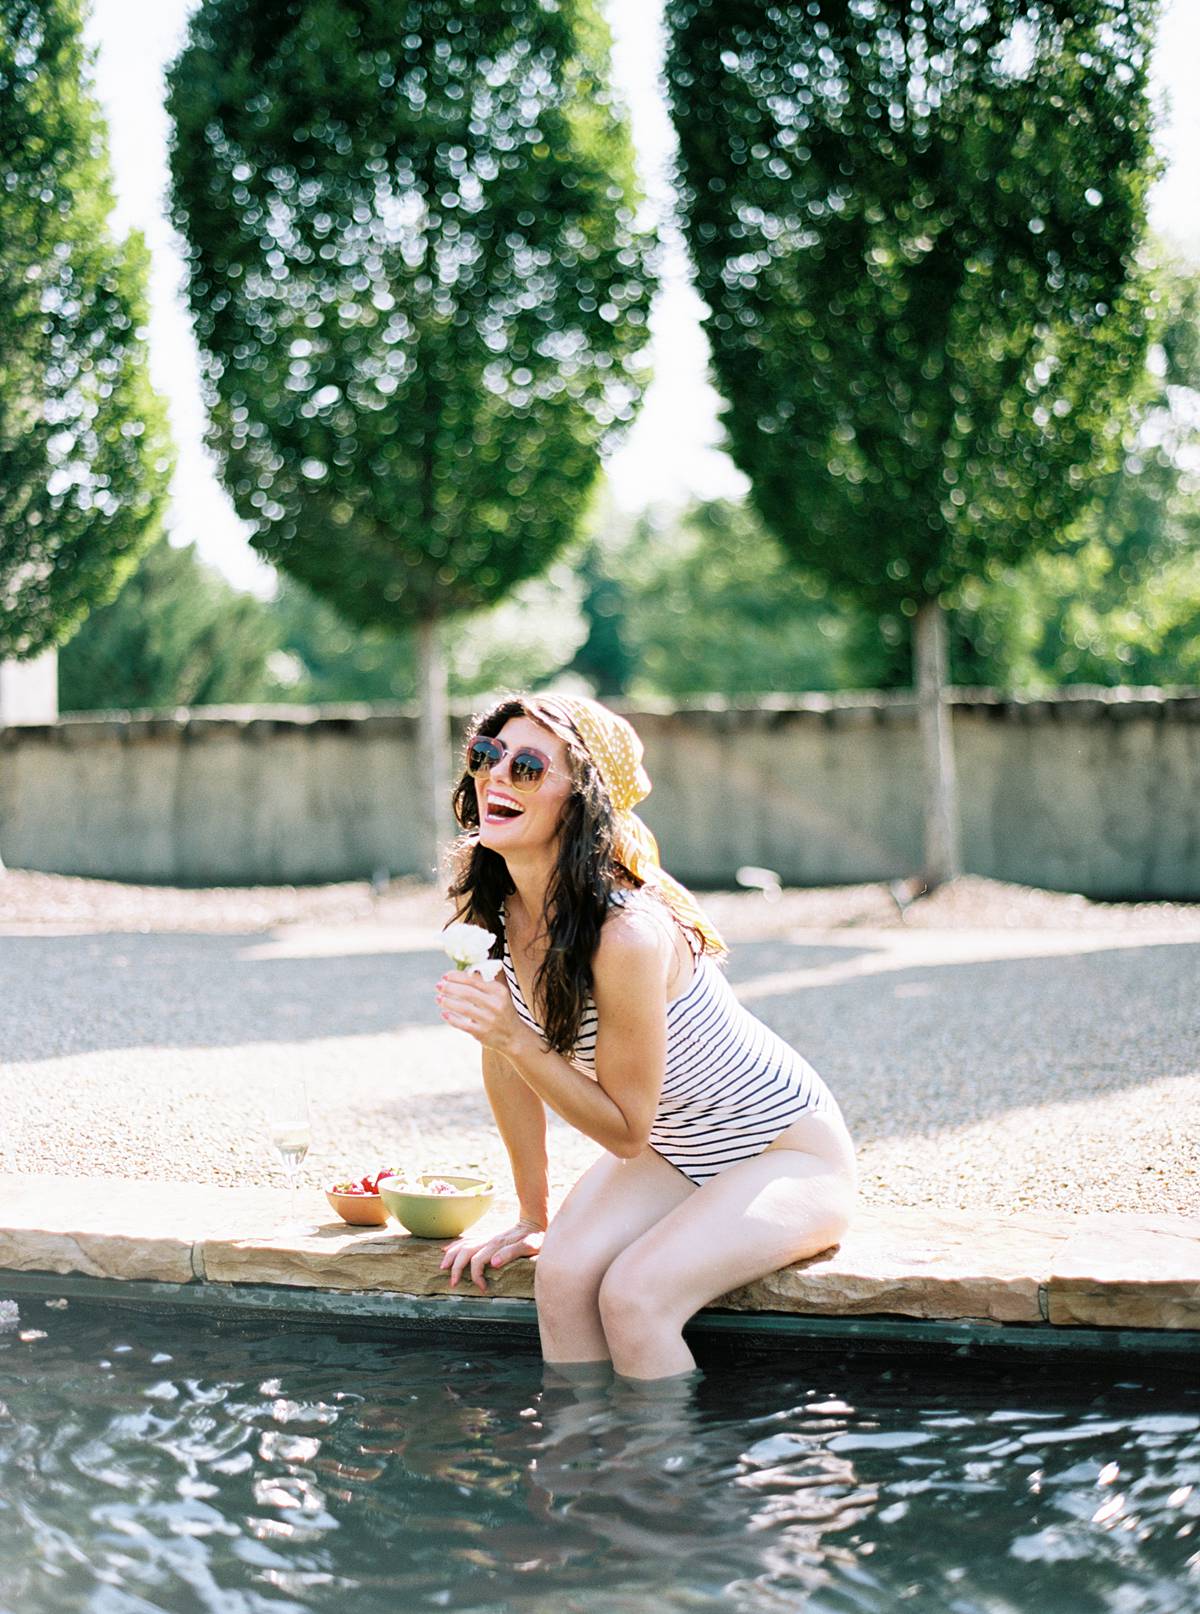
[2, 932, 1196, 1143]
[2, 932, 448, 1059]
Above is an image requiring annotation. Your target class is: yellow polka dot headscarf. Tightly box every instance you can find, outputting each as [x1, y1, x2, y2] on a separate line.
[533, 695, 726, 957]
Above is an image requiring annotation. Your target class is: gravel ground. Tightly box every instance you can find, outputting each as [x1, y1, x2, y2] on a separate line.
[4, 867, 1200, 935]
[1, 869, 1197, 1219]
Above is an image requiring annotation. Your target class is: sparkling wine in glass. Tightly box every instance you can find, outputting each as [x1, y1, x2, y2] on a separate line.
[272, 1126, 310, 1175]
[266, 1083, 314, 1234]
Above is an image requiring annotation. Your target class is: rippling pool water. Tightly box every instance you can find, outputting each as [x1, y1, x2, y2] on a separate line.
[1, 1299, 1198, 1613]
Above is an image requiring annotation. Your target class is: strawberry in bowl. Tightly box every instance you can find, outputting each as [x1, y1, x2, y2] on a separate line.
[325, 1172, 391, 1226]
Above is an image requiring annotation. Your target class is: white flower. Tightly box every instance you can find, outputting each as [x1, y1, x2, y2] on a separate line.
[443, 922, 497, 971]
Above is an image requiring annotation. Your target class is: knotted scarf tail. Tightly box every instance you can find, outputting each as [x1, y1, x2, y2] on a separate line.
[532, 693, 726, 956]
[614, 812, 726, 957]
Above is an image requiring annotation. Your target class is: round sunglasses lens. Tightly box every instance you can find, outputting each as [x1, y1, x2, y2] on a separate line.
[467, 738, 502, 776]
[510, 751, 547, 790]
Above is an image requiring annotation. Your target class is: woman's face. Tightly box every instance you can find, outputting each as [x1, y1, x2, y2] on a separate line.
[473, 716, 575, 857]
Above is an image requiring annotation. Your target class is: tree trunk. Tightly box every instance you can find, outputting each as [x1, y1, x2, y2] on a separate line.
[914, 599, 961, 890]
[415, 616, 450, 885]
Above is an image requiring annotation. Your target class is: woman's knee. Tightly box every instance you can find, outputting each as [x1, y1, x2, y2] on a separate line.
[822, 1187, 855, 1250]
[534, 1226, 609, 1313]
[802, 1169, 856, 1255]
[597, 1249, 679, 1342]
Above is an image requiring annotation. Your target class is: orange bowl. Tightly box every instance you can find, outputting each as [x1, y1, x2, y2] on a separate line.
[325, 1189, 389, 1227]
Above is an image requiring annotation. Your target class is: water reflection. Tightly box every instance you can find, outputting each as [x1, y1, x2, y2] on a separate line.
[2, 1305, 1199, 1614]
[512, 1370, 876, 1605]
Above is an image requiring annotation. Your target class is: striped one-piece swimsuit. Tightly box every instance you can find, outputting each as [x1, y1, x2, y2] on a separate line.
[500, 911, 844, 1186]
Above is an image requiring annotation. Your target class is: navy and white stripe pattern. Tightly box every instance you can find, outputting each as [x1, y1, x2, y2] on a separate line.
[501, 933, 840, 1186]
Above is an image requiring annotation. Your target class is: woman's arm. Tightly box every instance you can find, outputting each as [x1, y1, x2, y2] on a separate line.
[436, 910, 673, 1157]
[481, 1044, 550, 1230]
[438, 1045, 549, 1293]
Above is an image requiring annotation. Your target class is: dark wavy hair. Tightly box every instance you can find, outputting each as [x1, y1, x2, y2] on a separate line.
[446, 695, 630, 1057]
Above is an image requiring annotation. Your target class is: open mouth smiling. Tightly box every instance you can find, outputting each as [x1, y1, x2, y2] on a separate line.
[484, 793, 525, 825]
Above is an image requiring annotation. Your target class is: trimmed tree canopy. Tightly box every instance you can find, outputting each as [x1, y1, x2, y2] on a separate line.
[665, 0, 1158, 611]
[166, 0, 653, 631]
[0, 0, 172, 660]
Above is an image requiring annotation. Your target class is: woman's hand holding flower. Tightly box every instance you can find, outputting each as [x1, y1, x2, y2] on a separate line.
[436, 969, 528, 1056]
[438, 921, 525, 1049]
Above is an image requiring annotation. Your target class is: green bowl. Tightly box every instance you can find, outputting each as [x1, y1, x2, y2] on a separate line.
[377, 1173, 495, 1239]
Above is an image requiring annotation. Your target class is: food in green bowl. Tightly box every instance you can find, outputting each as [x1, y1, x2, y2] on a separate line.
[377, 1173, 494, 1239]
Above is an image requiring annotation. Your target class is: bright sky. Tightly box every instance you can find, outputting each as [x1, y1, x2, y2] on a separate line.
[83, 0, 1200, 596]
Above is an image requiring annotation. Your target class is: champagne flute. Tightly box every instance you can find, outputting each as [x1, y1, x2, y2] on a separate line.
[266, 1081, 314, 1234]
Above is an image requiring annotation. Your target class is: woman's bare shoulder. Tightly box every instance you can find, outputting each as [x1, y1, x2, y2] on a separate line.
[593, 896, 674, 980]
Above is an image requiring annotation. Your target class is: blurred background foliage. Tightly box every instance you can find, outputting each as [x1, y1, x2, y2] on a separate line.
[58, 535, 589, 710]
[58, 537, 278, 711]
[57, 244, 1200, 712]
[949, 250, 1200, 688]
[59, 247, 1200, 719]
[0, 0, 172, 661]
[563, 500, 911, 697]
[6, 0, 1197, 719]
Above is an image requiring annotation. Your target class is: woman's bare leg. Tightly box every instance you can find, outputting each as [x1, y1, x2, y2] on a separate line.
[598, 1145, 856, 1381]
[535, 1147, 694, 1365]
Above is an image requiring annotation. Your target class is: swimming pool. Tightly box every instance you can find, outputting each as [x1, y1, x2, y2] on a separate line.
[2, 1299, 1197, 1613]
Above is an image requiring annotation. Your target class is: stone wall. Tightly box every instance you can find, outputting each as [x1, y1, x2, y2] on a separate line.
[2, 689, 1199, 897]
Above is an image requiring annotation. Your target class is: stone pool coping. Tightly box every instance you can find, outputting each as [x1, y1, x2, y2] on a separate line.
[1, 1175, 1198, 1354]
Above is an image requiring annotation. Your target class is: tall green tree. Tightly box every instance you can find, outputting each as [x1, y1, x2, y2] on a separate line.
[666, 0, 1158, 884]
[58, 538, 280, 713]
[167, 0, 651, 871]
[0, 0, 172, 662]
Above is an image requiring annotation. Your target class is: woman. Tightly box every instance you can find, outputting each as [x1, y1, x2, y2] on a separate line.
[435, 694, 855, 1386]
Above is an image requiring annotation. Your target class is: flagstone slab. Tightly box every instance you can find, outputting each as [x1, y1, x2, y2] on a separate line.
[199, 1222, 536, 1297]
[718, 1207, 1080, 1324]
[0, 1174, 283, 1284]
[1, 1175, 1198, 1334]
[1045, 1215, 1200, 1329]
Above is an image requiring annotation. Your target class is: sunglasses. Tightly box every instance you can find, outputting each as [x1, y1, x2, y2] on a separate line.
[465, 734, 560, 794]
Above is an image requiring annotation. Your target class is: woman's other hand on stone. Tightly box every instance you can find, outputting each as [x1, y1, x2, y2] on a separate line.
[440, 1217, 546, 1293]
